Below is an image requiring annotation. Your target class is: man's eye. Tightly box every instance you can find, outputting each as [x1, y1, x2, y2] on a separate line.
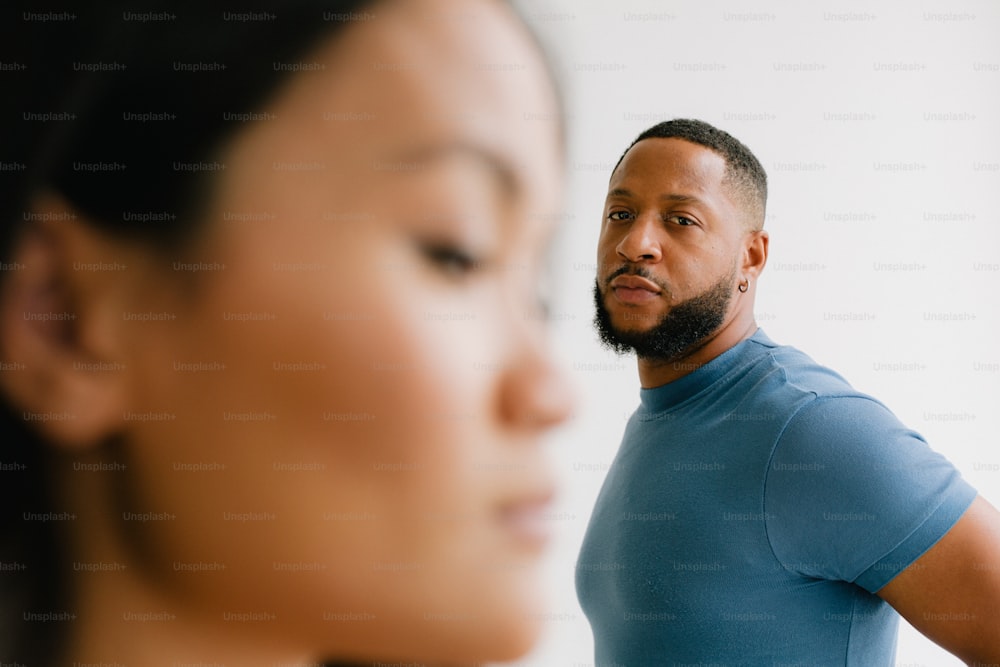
[419, 242, 480, 277]
[668, 215, 696, 226]
[607, 210, 633, 222]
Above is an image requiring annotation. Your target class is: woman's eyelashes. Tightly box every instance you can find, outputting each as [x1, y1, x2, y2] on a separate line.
[418, 239, 484, 278]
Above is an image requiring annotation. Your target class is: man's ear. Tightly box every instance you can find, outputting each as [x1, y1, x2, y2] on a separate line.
[0, 194, 140, 449]
[742, 229, 769, 280]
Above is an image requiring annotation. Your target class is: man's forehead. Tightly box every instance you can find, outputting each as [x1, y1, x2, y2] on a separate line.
[611, 138, 727, 189]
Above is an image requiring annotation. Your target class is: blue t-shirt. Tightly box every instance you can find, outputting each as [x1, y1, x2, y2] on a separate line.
[576, 329, 977, 666]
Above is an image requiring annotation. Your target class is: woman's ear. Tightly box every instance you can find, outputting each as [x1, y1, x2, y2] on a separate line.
[0, 195, 139, 449]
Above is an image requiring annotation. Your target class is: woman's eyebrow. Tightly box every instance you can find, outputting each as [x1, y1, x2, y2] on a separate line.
[386, 140, 521, 199]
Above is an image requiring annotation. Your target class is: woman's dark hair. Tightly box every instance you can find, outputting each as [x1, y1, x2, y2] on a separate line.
[1, 1, 374, 662]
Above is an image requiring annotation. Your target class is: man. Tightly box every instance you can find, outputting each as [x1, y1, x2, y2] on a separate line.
[576, 118, 1000, 665]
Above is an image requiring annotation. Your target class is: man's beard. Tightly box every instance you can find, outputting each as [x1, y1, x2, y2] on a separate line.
[593, 266, 734, 363]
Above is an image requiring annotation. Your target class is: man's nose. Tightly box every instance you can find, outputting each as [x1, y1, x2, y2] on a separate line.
[616, 214, 662, 263]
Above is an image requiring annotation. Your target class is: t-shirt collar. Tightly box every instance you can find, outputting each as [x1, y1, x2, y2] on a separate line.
[638, 328, 775, 413]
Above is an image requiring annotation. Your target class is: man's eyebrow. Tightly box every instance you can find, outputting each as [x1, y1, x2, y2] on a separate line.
[606, 188, 706, 206]
[388, 141, 520, 197]
[660, 193, 705, 205]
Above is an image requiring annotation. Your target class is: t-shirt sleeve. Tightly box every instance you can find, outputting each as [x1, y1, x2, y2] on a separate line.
[764, 395, 977, 593]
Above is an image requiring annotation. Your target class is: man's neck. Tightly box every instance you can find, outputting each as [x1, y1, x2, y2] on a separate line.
[636, 315, 758, 389]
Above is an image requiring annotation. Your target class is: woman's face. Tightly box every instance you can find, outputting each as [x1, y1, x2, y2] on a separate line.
[65, 0, 569, 662]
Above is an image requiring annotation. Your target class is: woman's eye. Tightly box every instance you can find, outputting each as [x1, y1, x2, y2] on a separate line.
[419, 242, 480, 277]
[607, 210, 633, 222]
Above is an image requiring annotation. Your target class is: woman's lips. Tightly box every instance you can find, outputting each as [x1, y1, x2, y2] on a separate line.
[497, 493, 554, 548]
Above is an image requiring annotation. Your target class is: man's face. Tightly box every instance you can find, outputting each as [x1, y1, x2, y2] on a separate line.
[594, 137, 748, 362]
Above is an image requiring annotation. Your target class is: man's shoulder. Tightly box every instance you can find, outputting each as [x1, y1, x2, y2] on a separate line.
[728, 332, 908, 442]
[742, 331, 864, 404]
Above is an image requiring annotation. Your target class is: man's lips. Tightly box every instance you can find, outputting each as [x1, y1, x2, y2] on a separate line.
[610, 274, 662, 305]
[610, 275, 662, 293]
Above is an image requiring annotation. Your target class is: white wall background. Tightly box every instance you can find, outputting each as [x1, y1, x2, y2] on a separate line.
[510, 1, 1000, 665]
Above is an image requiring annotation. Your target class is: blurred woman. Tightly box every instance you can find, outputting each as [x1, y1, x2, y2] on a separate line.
[0, 1, 571, 664]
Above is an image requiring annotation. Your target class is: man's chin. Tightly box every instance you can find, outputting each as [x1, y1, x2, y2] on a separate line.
[608, 309, 665, 332]
[597, 324, 651, 357]
[608, 323, 655, 340]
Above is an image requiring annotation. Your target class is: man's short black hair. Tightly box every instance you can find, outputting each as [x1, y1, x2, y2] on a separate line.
[613, 118, 768, 230]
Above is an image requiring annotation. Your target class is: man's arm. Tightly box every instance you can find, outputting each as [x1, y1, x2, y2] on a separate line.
[877, 495, 1000, 665]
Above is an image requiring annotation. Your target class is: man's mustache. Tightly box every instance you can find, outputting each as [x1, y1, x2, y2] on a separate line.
[603, 264, 670, 294]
